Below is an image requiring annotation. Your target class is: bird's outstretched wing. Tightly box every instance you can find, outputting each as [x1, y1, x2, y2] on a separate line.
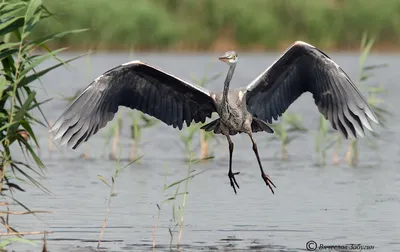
[51, 60, 217, 149]
[245, 41, 379, 139]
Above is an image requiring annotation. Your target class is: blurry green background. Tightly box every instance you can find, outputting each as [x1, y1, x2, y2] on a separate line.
[37, 0, 400, 51]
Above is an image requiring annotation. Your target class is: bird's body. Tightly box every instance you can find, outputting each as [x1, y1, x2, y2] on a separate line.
[207, 89, 253, 135]
[52, 41, 379, 195]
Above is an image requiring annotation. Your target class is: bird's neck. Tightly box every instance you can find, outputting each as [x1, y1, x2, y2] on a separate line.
[221, 63, 236, 105]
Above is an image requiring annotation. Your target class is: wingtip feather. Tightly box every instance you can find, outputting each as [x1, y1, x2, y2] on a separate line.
[366, 108, 379, 124]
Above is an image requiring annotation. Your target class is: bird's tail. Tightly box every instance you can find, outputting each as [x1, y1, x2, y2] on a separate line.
[201, 119, 222, 134]
[252, 118, 274, 134]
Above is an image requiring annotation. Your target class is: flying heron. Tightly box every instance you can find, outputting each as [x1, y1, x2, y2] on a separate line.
[52, 41, 379, 195]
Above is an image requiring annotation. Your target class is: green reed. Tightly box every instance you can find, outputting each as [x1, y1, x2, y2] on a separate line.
[0, 0, 85, 247]
[129, 112, 158, 161]
[153, 159, 207, 248]
[97, 154, 143, 249]
[269, 113, 307, 160]
[190, 61, 221, 160]
[343, 33, 391, 166]
[314, 114, 336, 166]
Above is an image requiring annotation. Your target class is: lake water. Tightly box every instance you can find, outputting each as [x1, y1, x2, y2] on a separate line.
[5, 52, 400, 251]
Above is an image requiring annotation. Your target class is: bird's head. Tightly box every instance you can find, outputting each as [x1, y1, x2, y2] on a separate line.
[219, 51, 238, 65]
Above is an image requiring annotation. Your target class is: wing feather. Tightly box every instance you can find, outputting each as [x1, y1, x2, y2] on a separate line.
[245, 41, 379, 138]
[52, 61, 217, 149]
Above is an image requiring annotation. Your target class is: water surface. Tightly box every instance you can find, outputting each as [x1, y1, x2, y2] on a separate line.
[6, 52, 400, 251]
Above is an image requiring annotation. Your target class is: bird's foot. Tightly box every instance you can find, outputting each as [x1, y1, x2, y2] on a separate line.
[261, 172, 276, 194]
[228, 171, 240, 194]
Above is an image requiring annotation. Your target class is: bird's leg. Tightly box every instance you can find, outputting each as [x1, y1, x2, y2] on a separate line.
[248, 133, 276, 194]
[226, 135, 240, 194]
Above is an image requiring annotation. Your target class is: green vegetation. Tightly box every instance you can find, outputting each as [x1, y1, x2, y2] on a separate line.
[190, 63, 221, 160]
[314, 113, 336, 166]
[36, 0, 400, 51]
[269, 113, 308, 161]
[97, 155, 142, 249]
[0, 0, 84, 248]
[153, 161, 207, 249]
[103, 111, 157, 161]
[343, 34, 391, 166]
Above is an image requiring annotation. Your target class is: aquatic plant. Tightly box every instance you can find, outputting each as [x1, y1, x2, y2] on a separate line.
[177, 61, 221, 162]
[190, 62, 221, 160]
[153, 143, 208, 249]
[97, 154, 142, 248]
[104, 115, 122, 160]
[178, 123, 202, 161]
[313, 33, 391, 166]
[268, 113, 308, 160]
[102, 111, 157, 161]
[152, 160, 206, 249]
[0, 0, 85, 247]
[314, 114, 336, 166]
[128, 112, 158, 161]
[344, 34, 391, 166]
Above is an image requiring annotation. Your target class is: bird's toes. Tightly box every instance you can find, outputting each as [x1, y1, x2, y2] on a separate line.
[228, 173, 240, 194]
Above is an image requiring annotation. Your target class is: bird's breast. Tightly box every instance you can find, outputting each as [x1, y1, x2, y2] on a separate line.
[218, 104, 249, 132]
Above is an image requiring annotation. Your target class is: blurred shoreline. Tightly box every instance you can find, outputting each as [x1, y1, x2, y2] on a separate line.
[38, 0, 400, 53]
[45, 41, 400, 53]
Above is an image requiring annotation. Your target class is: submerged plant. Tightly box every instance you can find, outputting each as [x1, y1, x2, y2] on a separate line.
[0, 0, 85, 244]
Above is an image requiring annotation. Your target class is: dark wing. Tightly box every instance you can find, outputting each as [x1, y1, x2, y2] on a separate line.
[51, 60, 217, 149]
[245, 41, 379, 139]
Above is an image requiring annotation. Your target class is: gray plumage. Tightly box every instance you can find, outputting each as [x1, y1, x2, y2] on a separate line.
[52, 41, 379, 195]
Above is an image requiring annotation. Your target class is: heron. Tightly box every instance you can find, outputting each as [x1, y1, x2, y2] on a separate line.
[51, 41, 379, 195]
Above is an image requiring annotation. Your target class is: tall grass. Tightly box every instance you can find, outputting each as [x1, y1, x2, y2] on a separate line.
[36, 0, 400, 51]
[0, 0, 85, 244]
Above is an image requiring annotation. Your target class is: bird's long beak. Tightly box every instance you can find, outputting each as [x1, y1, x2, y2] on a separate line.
[219, 56, 229, 62]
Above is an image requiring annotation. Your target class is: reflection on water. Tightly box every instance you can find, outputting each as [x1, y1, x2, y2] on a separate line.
[7, 52, 400, 251]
